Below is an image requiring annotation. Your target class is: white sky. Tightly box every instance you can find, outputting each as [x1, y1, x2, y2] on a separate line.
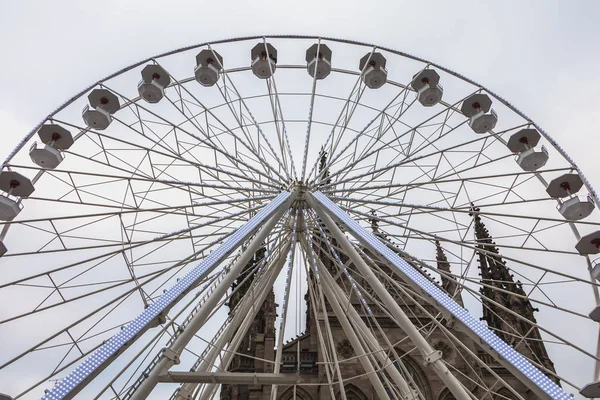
[0, 1, 599, 398]
[0, 0, 599, 193]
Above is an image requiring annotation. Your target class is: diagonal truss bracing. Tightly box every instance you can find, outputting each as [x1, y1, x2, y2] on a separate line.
[41, 191, 294, 400]
[309, 190, 572, 400]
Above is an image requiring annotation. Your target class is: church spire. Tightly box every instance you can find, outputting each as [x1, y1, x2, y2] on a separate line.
[435, 240, 463, 306]
[369, 209, 381, 236]
[318, 147, 331, 185]
[470, 204, 558, 383]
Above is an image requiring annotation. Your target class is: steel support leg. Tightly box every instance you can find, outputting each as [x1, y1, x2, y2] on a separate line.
[271, 210, 302, 400]
[302, 235, 392, 400]
[301, 245, 345, 400]
[306, 192, 472, 400]
[309, 191, 572, 400]
[318, 256, 415, 399]
[130, 193, 296, 400]
[175, 239, 291, 400]
[197, 246, 291, 400]
[42, 191, 294, 400]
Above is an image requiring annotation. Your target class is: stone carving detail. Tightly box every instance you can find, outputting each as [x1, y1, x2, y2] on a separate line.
[433, 341, 454, 361]
[336, 339, 355, 359]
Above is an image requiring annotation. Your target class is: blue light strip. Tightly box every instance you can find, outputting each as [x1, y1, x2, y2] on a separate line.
[311, 191, 571, 400]
[42, 191, 291, 400]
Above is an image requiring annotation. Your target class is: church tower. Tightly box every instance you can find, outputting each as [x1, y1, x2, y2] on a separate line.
[435, 240, 463, 307]
[218, 157, 558, 399]
[470, 205, 558, 384]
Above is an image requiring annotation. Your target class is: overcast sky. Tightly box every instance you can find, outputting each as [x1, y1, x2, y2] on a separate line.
[0, 1, 599, 398]
[1, 0, 599, 193]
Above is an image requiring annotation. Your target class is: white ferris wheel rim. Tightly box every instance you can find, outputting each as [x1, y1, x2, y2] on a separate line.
[0, 35, 598, 400]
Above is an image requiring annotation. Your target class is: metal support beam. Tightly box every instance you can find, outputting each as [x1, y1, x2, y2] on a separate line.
[130, 193, 296, 400]
[308, 190, 571, 400]
[318, 254, 415, 398]
[307, 192, 472, 400]
[176, 238, 291, 400]
[197, 243, 291, 400]
[161, 372, 303, 385]
[271, 210, 299, 400]
[41, 191, 293, 400]
[301, 247, 344, 400]
[301, 232, 392, 400]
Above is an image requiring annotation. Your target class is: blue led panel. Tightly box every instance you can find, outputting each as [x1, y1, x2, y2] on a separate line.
[42, 191, 291, 400]
[311, 191, 571, 400]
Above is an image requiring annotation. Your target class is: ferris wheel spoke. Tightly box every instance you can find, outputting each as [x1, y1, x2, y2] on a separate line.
[325, 90, 476, 186]
[162, 86, 274, 185]
[305, 51, 377, 183]
[350, 207, 599, 290]
[368, 268, 531, 399]
[8, 164, 275, 199]
[309, 227, 522, 398]
[0, 202, 262, 299]
[333, 118, 529, 198]
[210, 83, 288, 184]
[332, 195, 600, 238]
[347, 247, 522, 398]
[327, 151, 517, 202]
[379, 228, 589, 321]
[299, 51, 320, 183]
[101, 83, 284, 188]
[261, 45, 297, 180]
[76, 125, 279, 191]
[321, 126, 493, 192]
[162, 70, 290, 185]
[309, 81, 367, 184]
[323, 49, 387, 165]
[322, 80, 419, 185]
[455, 277, 600, 377]
[190, 47, 295, 183]
[326, 166, 571, 206]
[343, 206, 584, 261]
[332, 126, 467, 197]
[0, 195, 266, 241]
[348, 219, 593, 393]
[92, 103, 263, 189]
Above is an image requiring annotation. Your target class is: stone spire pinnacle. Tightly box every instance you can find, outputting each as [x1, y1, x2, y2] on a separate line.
[470, 204, 558, 383]
[435, 240, 463, 306]
[318, 147, 331, 185]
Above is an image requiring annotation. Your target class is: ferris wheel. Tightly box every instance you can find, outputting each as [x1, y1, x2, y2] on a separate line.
[1, 35, 600, 400]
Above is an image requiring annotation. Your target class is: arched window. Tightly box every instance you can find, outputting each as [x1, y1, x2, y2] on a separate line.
[438, 388, 456, 400]
[334, 384, 368, 400]
[279, 386, 312, 400]
[393, 350, 433, 400]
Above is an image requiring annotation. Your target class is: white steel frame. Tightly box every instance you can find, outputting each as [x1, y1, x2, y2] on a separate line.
[0, 36, 598, 400]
